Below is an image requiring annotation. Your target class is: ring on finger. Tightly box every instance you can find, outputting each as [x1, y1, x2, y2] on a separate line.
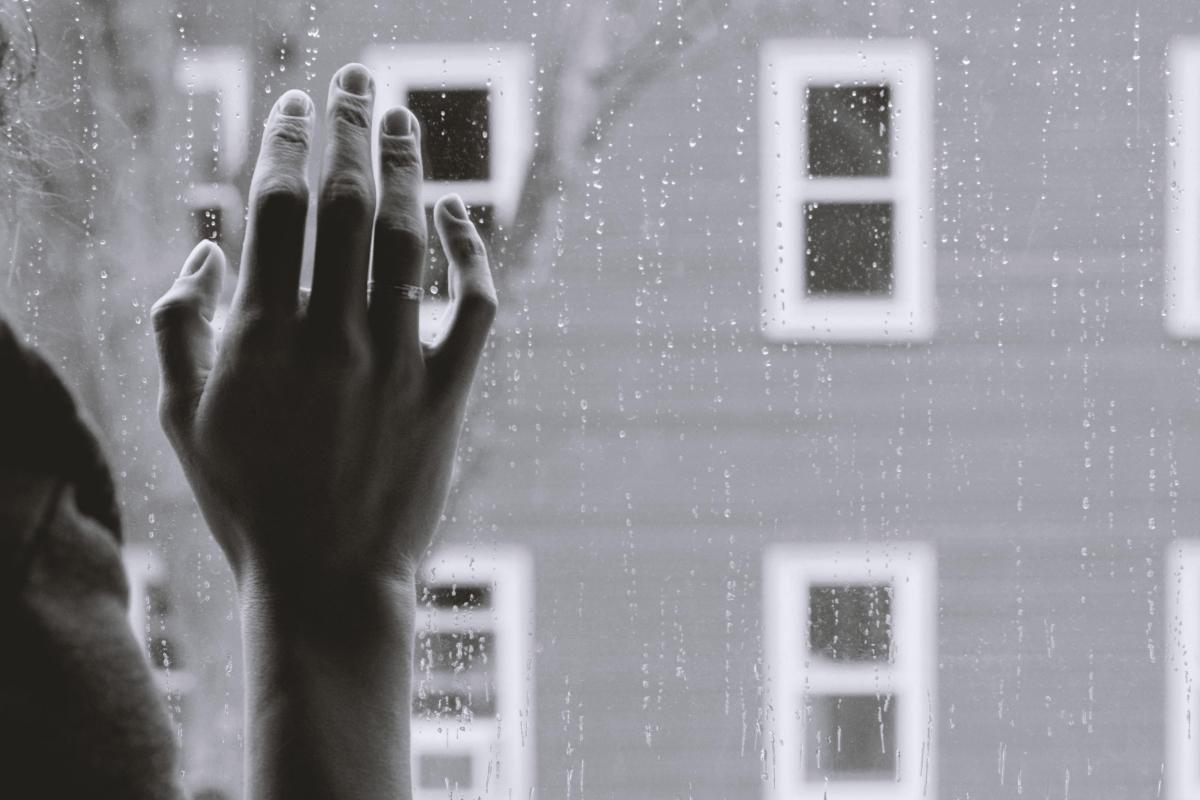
[368, 281, 424, 301]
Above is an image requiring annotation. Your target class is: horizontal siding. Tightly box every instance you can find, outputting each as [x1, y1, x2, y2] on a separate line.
[18, 0, 1200, 797]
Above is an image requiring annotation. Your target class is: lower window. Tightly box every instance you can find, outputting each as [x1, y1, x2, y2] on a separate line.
[411, 547, 533, 799]
[763, 542, 936, 799]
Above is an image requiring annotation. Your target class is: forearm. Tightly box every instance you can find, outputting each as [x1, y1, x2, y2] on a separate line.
[239, 576, 416, 800]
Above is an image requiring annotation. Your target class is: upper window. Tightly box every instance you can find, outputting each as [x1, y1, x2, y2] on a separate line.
[759, 40, 934, 342]
[174, 47, 251, 246]
[1167, 541, 1200, 800]
[1167, 38, 1200, 337]
[363, 43, 532, 340]
[411, 547, 533, 800]
[763, 543, 936, 800]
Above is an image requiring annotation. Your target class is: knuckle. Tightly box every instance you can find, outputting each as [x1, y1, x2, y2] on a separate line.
[150, 294, 197, 332]
[320, 175, 375, 219]
[252, 174, 310, 219]
[330, 96, 373, 131]
[379, 136, 421, 173]
[264, 115, 311, 151]
[448, 231, 488, 264]
[320, 333, 371, 373]
[304, 318, 370, 367]
[461, 286, 499, 325]
[156, 395, 183, 436]
[376, 213, 426, 260]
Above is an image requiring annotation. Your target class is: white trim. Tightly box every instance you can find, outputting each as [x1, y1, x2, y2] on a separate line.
[763, 542, 936, 800]
[412, 546, 534, 800]
[121, 545, 196, 696]
[1166, 39, 1200, 338]
[1167, 541, 1200, 800]
[185, 183, 245, 239]
[361, 42, 534, 223]
[759, 39, 934, 343]
[173, 46, 252, 177]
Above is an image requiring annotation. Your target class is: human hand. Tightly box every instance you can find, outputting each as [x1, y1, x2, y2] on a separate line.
[150, 63, 496, 602]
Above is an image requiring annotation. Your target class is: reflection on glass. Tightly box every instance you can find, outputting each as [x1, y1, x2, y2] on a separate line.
[803, 201, 894, 296]
[808, 583, 893, 662]
[804, 694, 897, 781]
[806, 85, 890, 177]
[407, 88, 492, 181]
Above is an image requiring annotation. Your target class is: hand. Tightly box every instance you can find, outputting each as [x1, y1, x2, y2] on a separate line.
[151, 63, 496, 601]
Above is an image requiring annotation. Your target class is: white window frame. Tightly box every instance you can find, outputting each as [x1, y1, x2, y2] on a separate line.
[362, 44, 531, 341]
[174, 47, 251, 244]
[174, 46, 252, 176]
[1166, 39, 1200, 337]
[1167, 540, 1200, 800]
[122, 545, 196, 696]
[759, 40, 934, 343]
[412, 546, 534, 800]
[362, 42, 533, 222]
[763, 542, 936, 800]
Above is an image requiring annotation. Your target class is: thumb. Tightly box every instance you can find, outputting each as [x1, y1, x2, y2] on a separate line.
[151, 240, 225, 433]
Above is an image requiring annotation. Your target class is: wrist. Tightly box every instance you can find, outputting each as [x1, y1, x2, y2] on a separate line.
[239, 566, 418, 648]
[237, 569, 417, 800]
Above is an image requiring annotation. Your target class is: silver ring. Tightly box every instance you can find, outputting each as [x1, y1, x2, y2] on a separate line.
[368, 281, 424, 301]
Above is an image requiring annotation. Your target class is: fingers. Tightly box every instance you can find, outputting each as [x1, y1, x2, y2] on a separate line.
[309, 63, 377, 335]
[368, 107, 427, 357]
[151, 241, 225, 433]
[234, 89, 314, 316]
[427, 195, 497, 395]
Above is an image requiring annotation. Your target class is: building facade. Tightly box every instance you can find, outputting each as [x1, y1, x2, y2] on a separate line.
[10, 0, 1200, 798]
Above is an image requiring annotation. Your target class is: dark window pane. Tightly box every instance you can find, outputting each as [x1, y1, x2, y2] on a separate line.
[413, 631, 496, 718]
[150, 636, 182, 671]
[192, 206, 223, 242]
[417, 753, 473, 790]
[422, 204, 495, 297]
[806, 84, 890, 177]
[809, 583, 893, 662]
[417, 631, 493, 671]
[804, 694, 897, 781]
[407, 88, 491, 181]
[419, 582, 493, 610]
[804, 202, 893, 296]
[146, 583, 173, 617]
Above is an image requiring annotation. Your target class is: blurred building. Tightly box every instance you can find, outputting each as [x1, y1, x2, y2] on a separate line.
[10, 0, 1200, 798]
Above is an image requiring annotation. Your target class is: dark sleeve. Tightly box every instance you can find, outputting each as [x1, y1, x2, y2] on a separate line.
[0, 316, 121, 587]
[0, 316, 186, 800]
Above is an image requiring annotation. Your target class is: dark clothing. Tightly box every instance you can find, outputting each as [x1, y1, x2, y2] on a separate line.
[0, 318, 184, 799]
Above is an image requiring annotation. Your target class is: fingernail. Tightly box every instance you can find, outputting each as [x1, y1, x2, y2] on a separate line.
[338, 64, 372, 96]
[180, 241, 213, 277]
[383, 107, 414, 136]
[277, 89, 312, 118]
[445, 194, 469, 221]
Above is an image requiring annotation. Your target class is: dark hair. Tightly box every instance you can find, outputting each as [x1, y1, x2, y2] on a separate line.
[0, 4, 44, 218]
[0, 3, 36, 129]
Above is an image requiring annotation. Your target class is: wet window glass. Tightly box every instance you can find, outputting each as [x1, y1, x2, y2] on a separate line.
[806, 85, 890, 177]
[803, 201, 894, 296]
[808, 583, 893, 662]
[804, 694, 897, 780]
[409, 88, 491, 182]
[7, 3, 1196, 799]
